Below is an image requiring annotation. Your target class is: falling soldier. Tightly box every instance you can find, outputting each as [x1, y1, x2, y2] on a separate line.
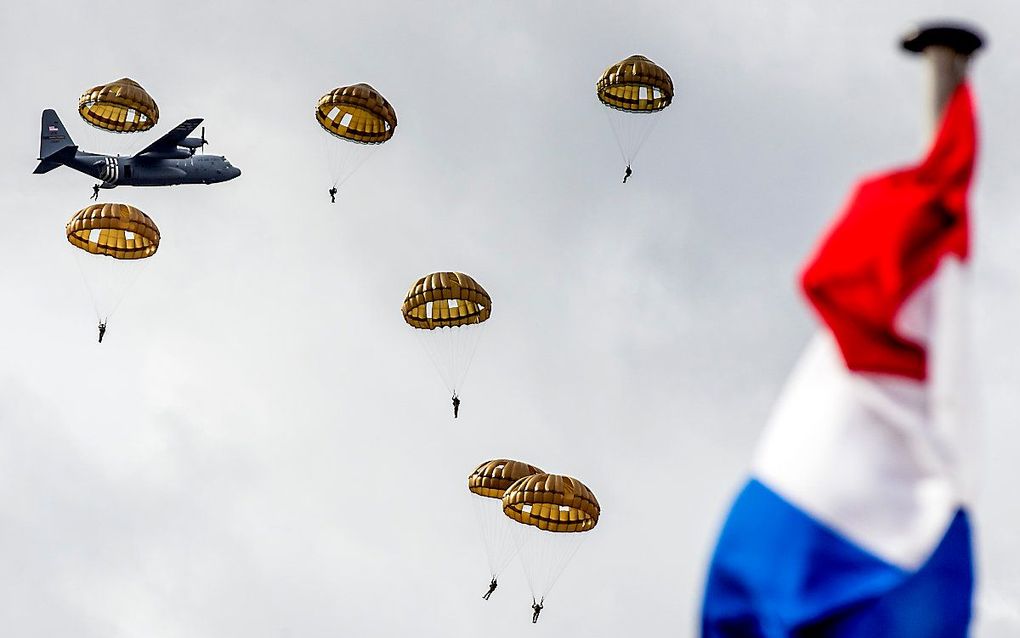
[482, 578, 497, 600]
[91, 184, 100, 200]
[532, 598, 544, 623]
[622, 164, 632, 183]
[452, 393, 461, 418]
[329, 186, 338, 203]
[98, 321, 106, 343]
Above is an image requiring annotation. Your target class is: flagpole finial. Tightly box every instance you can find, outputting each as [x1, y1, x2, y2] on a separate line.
[901, 23, 984, 56]
[901, 22, 984, 131]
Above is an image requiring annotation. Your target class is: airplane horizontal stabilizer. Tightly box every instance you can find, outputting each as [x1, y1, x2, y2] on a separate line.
[32, 159, 63, 174]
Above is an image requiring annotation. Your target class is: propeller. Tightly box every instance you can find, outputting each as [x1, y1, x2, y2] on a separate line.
[188, 127, 209, 156]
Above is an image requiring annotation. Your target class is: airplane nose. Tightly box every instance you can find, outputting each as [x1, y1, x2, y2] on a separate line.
[229, 167, 241, 180]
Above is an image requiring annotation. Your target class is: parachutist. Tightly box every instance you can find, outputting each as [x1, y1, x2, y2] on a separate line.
[317, 84, 396, 189]
[329, 186, 337, 203]
[98, 321, 106, 343]
[482, 578, 497, 600]
[598, 57, 671, 182]
[532, 598, 544, 623]
[623, 165, 632, 184]
[452, 394, 461, 418]
[91, 184, 100, 200]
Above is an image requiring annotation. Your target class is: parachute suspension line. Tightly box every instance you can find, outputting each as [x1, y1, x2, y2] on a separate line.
[320, 136, 338, 188]
[604, 107, 630, 166]
[413, 328, 445, 393]
[413, 322, 486, 397]
[79, 125, 153, 159]
[451, 321, 486, 394]
[73, 252, 103, 323]
[473, 500, 498, 576]
[518, 532, 542, 599]
[321, 135, 381, 190]
[445, 323, 461, 393]
[516, 529, 587, 600]
[443, 323, 456, 393]
[495, 514, 527, 576]
[626, 112, 661, 163]
[604, 107, 662, 167]
[415, 326, 462, 395]
[537, 533, 585, 597]
[104, 259, 148, 320]
[74, 251, 150, 324]
[473, 499, 527, 578]
[322, 136, 342, 189]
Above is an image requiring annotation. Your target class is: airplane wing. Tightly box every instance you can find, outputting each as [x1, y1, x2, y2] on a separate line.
[133, 118, 203, 158]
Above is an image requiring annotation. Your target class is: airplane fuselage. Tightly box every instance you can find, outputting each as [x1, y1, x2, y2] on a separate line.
[34, 109, 241, 188]
[68, 151, 241, 188]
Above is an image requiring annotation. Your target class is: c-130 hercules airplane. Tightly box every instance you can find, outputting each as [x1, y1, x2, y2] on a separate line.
[33, 109, 241, 188]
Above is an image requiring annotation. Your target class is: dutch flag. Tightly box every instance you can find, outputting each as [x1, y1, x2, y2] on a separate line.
[701, 83, 978, 637]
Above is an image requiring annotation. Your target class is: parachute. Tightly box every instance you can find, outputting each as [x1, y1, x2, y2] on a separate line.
[596, 55, 673, 173]
[502, 473, 600, 607]
[78, 77, 159, 155]
[79, 78, 159, 133]
[316, 83, 397, 190]
[66, 203, 160, 326]
[402, 272, 491, 409]
[468, 459, 544, 597]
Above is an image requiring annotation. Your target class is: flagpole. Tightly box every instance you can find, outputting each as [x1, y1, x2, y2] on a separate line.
[901, 23, 984, 131]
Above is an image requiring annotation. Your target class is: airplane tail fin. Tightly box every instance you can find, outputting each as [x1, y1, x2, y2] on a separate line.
[38, 109, 77, 164]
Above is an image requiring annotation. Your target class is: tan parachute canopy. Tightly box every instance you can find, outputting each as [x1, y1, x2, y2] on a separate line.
[316, 83, 397, 144]
[469, 459, 545, 499]
[66, 203, 160, 260]
[402, 272, 491, 330]
[597, 55, 673, 112]
[78, 78, 159, 133]
[503, 473, 600, 533]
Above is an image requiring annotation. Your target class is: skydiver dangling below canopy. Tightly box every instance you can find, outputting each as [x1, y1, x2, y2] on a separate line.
[329, 186, 337, 203]
[597, 56, 672, 186]
[623, 164, 632, 184]
[98, 321, 106, 343]
[532, 597, 544, 623]
[482, 577, 497, 600]
[452, 393, 461, 419]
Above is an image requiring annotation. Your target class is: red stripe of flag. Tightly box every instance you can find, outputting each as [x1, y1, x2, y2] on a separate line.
[801, 84, 976, 380]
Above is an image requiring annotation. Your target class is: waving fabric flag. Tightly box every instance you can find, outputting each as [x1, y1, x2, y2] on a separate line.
[701, 83, 978, 638]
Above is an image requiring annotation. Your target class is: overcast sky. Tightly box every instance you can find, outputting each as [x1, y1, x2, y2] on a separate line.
[1, 1, 1019, 636]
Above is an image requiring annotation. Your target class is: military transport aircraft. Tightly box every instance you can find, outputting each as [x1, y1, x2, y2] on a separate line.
[33, 109, 241, 188]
